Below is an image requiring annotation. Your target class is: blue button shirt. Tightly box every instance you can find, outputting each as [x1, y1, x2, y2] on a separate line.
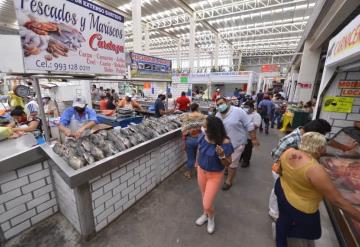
[60, 107, 98, 127]
[154, 98, 165, 118]
[198, 134, 234, 172]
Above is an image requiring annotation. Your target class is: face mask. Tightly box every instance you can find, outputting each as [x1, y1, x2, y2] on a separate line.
[217, 103, 228, 113]
[75, 107, 85, 114]
[208, 111, 213, 116]
[243, 107, 250, 114]
[201, 127, 206, 133]
[126, 97, 132, 102]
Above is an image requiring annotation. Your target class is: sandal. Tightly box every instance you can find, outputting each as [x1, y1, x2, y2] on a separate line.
[184, 172, 191, 179]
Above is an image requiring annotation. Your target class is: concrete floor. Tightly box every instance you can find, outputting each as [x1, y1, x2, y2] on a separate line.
[5, 130, 339, 247]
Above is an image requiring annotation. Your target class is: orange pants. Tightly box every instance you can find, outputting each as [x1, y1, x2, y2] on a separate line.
[197, 166, 224, 216]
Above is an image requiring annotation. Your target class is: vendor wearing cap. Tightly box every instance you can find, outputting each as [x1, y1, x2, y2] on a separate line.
[118, 93, 143, 111]
[154, 92, 174, 118]
[58, 97, 98, 139]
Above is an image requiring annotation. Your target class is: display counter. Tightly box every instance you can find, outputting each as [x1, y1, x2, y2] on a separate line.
[96, 114, 143, 128]
[0, 126, 185, 243]
[319, 127, 360, 246]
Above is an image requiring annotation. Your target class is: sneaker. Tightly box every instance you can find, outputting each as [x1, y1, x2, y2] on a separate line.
[269, 210, 279, 221]
[222, 183, 232, 191]
[207, 216, 215, 234]
[272, 222, 276, 240]
[195, 214, 208, 226]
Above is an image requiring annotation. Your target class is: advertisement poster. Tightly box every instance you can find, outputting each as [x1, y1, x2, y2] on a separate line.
[261, 64, 279, 73]
[14, 0, 126, 75]
[338, 81, 360, 89]
[325, 14, 360, 66]
[323, 96, 354, 113]
[128, 52, 172, 80]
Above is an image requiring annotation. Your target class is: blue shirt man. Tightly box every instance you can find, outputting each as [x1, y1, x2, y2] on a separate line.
[59, 97, 98, 139]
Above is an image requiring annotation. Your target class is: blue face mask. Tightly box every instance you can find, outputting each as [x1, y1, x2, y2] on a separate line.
[217, 103, 228, 113]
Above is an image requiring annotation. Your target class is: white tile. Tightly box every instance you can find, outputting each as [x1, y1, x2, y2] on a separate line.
[30, 208, 53, 225]
[4, 220, 31, 239]
[5, 193, 33, 209]
[0, 171, 17, 184]
[0, 204, 26, 223]
[26, 194, 50, 209]
[0, 188, 22, 204]
[10, 209, 36, 226]
[1, 177, 29, 193]
[17, 163, 42, 177]
[36, 198, 57, 213]
[29, 169, 50, 183]
[21, 179, 46, 194]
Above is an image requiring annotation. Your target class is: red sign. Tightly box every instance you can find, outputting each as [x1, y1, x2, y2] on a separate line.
[341, 89, 360, 97]
[298, 83, 312, 89]
[338, 81, 360, 88]
[261, 64, 279, 73]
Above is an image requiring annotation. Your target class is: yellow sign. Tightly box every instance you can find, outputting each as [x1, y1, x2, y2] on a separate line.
[323, 96, 354, 113]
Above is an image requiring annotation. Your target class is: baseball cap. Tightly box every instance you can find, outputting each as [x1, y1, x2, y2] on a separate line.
[216, 89, 220, 92]
[73, 97, 87, 108]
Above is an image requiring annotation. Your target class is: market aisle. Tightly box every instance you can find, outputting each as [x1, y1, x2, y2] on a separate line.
[4, 130, 338, 247]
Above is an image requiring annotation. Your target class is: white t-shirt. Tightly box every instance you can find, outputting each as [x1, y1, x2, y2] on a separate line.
[249, 111, 262, 128]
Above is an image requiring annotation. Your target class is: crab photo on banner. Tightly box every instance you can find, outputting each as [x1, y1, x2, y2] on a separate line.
[14, 0, 126, 75]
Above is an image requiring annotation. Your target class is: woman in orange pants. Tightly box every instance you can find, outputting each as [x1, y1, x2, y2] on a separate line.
[195, 116, 234, 234]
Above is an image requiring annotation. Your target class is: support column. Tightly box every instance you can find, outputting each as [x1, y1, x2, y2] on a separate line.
[214, 34, 220, 68]
[238, 51, 242, 68]
[189, 13, 196, 71]
[132, 0, 142, 53]
[288, 66, 299, 102]
[177, 40, 182, 70]
[144, 22, 150, 54]
[229, 46, 233, 69]
[294, 41, 321, 102]
[197, 48, 201, 70]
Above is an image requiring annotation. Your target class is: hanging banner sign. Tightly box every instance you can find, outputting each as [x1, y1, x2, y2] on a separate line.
[337, 81, 360, 89]
[128, 52, 172, 80]
[341, 89, 360, 97]
[325, 14, 360, 66]
[261, 64, 279, 73]
[13, 0, 125, 75]
[323, 96, 354, 113]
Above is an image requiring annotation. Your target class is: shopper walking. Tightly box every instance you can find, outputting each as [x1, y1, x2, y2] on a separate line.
[272, 93, 284, 129]
[195, 116, 234, 234]
[180, 103, 207, 179]
[274, 132, 360, 247]
[215, 97, 259, 190]
[258, 94, 275, 134]
[256, 90, 264, 105]
[240, 101, 262, 167]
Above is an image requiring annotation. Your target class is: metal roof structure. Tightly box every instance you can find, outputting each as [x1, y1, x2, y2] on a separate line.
[0, 0, 317, 65]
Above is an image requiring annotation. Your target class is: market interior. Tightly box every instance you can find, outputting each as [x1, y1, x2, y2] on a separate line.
[0, 0, 360, 247]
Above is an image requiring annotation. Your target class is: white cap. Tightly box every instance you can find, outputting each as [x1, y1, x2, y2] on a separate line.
[216, 89, 220, 92]
[125, 93, 132, 97]
[42, 92, 51, 98]
[73, 97, 87, 108]
[159, 91, 166, 95]
[25, 101, 39, 114]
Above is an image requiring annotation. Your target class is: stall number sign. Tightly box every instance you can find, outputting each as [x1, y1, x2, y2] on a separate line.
[323, 96, 354, 113]
[338, 81, 360, 97]
[180, 76, 188, 84]
[13, 0, 125, 75]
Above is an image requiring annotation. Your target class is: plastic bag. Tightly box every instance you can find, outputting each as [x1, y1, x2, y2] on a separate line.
[0, 127, 13, 141]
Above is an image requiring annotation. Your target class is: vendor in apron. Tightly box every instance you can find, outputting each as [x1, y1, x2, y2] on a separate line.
[58, 97, 98, 139]
[118, 93, 143, 111]
[8, 105, 44, 144]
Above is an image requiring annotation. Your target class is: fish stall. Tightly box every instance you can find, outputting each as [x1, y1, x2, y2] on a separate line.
[0, 115, 186, 243]
[0, 75, 185, 243]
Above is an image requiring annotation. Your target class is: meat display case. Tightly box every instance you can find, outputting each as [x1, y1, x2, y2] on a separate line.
[320, 129, 360, 247]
